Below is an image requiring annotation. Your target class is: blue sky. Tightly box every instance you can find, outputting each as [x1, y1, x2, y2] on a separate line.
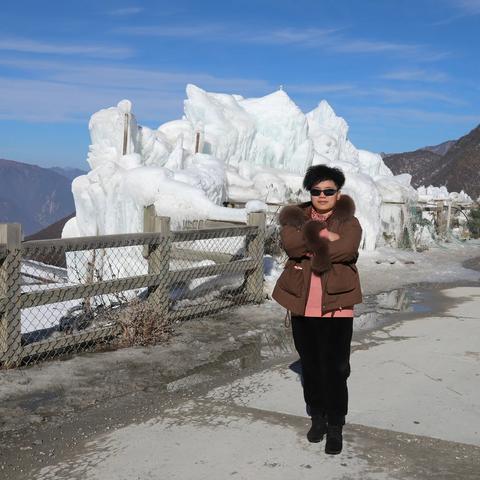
[0, 0, 479, 169]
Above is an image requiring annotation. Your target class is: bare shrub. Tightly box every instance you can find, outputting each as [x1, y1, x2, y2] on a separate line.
[113, 299, 173, 347]
[264, 207, 286, 259]
[264, 223, 283, 257]
[467, 204, 480, 238]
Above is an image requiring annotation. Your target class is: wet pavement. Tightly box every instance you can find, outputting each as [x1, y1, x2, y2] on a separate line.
[1, 275, 480, 478]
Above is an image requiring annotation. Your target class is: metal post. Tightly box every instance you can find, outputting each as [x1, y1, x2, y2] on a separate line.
[245, 212, 266, 303]
[0, 223, 23, 366]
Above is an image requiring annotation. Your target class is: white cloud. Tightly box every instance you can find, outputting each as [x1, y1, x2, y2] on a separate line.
[55, 67, 269, 94]
[115, 23, 446, 60]
[108, 7, 144, 16]
[345, 105, 479, 125]
[0, 58, 272, 122]
[432, 0, 480, 24]
[116, 24, 224, 38]
[0, 37, 133, 58]
[281, 81, 464, 107]
[381, 69, 449, 83]
[449, 0, 480, 14]
[246, 27, 342, 47]
[340, 87, 468, 109]
[3, 56, 465, 123]
[0, 76, 180, 122]
[333, 39, 416, 54]
[375, 88, 465, 106]
[286, 83, 355, 94]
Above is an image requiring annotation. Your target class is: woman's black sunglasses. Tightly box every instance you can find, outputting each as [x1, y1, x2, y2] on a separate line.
[310, 188, 338, 197]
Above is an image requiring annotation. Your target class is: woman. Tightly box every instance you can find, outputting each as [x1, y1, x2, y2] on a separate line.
[272, 165, 363, 455]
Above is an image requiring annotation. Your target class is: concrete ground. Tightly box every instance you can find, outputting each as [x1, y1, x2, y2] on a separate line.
[1, 282, 479, 480]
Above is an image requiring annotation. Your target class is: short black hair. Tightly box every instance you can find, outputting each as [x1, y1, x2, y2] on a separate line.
[302, 164, 345, 191]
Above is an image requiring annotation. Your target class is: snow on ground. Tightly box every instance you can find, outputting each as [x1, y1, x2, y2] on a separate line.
[356, 240, 480, 294]
[21, 260, 68, 285]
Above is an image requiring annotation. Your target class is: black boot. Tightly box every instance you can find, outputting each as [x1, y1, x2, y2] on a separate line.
[325, 425, 343, 454]
[307, 414, 327, 443]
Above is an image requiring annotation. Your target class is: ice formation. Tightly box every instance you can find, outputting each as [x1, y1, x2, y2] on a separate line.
[417, 185, 472, 203]
[63, 84, 472, 263]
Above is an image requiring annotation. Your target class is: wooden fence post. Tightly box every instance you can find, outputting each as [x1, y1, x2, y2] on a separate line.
[436, 200, 446, 238]
[0, 223, 23, 366]
[446, 202, 453, 235]
[245, 212, 266, 303]
[144, 206, 171, 319]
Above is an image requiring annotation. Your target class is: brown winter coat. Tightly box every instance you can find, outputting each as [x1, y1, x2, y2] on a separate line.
[272, 194, 363, 316]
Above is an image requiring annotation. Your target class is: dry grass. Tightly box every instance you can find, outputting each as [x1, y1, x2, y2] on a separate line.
[113, 299, 173, 347]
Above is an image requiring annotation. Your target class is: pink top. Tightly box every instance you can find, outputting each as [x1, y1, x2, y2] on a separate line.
[304, 209, 354, 318]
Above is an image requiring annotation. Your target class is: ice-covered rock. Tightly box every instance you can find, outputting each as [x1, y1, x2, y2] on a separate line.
[358, 150, 393, 178]
[307, 100, 358, 168]
[418, 185, 472, 203]
[64, 84, 472, 263]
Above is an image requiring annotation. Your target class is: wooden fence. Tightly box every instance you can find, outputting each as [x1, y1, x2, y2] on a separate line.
[0, 209, 265, 367]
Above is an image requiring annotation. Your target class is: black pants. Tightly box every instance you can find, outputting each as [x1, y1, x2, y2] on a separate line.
[291, 315, 353, 426]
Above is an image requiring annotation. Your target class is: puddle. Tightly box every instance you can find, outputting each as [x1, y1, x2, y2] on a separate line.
[353, 256, 480, 332]
[354, 287, 434, 331]
[259, 284, 448, 359]
[462, 255, 480, 272]
[16, 390, 62, 411]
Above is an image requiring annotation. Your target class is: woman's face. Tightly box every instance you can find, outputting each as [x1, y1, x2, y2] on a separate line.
[310, 180, 341, 213]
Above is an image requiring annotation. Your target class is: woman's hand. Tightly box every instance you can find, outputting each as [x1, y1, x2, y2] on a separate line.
[328, 231, 340, 241]
[320, 229, 340, 241]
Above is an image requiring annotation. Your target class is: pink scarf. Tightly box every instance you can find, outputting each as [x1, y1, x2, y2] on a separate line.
[311, 208, 333, 222]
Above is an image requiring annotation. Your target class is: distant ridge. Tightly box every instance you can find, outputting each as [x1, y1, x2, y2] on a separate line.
[383, 149, 443, 188]
[423, 140, 456, 156]
[49, 166, 87, 181]
[0, 158, 76, 235]
[430, 125, 480, 200]
[25, 212, 75, 241]
[383, 125, 480, 199]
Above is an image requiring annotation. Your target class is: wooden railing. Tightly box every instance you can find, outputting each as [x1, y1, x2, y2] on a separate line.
[0, 209, 266, 367]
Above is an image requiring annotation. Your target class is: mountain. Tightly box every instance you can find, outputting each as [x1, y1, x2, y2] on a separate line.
[430, 125, 480, 200]
[382, 149, 444, 188]
[383, 126, 480, 199]
[49, 166, 86, 181]
[24, 212, 75, 241]
[24, 213, 75, 265]
[0, 159, 76, 236]
[423, 140, 456, 156]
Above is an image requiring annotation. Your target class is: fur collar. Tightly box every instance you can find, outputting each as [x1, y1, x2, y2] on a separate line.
[279, 194, 356, 227]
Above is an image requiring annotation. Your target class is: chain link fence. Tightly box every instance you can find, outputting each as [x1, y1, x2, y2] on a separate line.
[0, 211, 265, 368]
[381, 200, 474, 250]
